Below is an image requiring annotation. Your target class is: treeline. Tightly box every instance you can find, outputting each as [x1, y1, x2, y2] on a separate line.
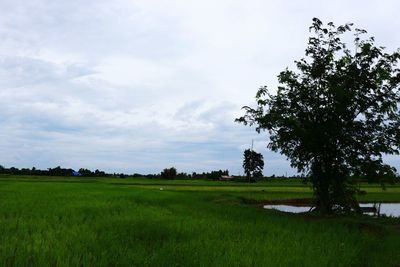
[0, 165, 231, 180]
[0, 165, 117, 177]
[156, 167, 230, 180]
[1, 165, 396, 182]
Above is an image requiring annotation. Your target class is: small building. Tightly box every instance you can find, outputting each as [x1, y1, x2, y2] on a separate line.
[72, 171, 81, 176]
[219, 175, 234, 181]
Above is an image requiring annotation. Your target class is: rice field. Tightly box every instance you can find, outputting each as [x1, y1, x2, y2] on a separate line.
[0, 175, 399, 266]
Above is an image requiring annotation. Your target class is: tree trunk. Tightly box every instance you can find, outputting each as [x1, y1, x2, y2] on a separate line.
[311, 160, 333, 214]
[315, 180, 332, 214]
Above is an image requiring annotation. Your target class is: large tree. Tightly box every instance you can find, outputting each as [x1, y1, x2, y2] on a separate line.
[237, 18, 400, 213]
[243, 149, 264, 181]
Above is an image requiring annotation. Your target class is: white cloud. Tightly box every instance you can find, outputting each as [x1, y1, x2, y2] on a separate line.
[0, 0, 399, 175]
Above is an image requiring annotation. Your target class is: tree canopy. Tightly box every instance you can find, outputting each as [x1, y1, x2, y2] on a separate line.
[243, 149, 264, 181]
[237, 18, 400, 213]
[161, 167, 177, 179]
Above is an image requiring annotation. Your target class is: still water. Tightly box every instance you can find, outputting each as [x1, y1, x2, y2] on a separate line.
[264, 203, 400, 217]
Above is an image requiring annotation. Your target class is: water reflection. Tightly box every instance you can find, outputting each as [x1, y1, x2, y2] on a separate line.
[264, 203, 400, 217]
[360, 203, 400, 217]
[263, 205, 311, 213]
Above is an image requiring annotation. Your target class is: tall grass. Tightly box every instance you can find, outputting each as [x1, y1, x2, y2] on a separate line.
[0, 178, 399, 266]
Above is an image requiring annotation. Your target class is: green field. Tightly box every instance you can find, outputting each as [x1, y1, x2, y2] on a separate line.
[1, 175, 399, 266]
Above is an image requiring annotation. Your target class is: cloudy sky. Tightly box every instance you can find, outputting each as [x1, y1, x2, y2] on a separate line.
[0, 0, 399, 175]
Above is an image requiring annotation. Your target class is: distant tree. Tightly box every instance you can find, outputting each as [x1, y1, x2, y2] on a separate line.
[20, 168, 30, 175]
[48, 166, 74, 176]
[206, 170, 222, 180]
[237, 18, 400, 213]
[161, 167, 177, 179]
[94, 169, 107, 177]
[243, 149, 264, 181]
[79, 168, 93, 177]
[9, 167, 18, 175]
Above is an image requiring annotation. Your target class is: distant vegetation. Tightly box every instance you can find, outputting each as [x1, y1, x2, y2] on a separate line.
[1, 164, 397, 184]
[0, 165, 111, 177]
[0, 164, 234, 180]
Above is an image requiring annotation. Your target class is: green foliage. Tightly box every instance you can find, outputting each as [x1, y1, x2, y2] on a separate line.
[0, 165, 110, 177]
[161, 167, 177, 179]
[242, 149, 264, 180]
[237, 18, 400, 213]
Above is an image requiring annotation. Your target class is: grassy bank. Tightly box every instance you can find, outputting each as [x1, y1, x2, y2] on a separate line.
[0, 176, 399, 266]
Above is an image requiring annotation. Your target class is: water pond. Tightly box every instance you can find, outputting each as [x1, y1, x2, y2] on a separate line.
[264, 203, 400, 217]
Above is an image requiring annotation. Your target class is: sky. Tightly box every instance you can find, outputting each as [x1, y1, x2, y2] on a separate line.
[0, 0, 399, 175]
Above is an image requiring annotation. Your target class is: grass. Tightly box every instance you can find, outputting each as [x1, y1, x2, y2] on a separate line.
[0, 175, 400, 266]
